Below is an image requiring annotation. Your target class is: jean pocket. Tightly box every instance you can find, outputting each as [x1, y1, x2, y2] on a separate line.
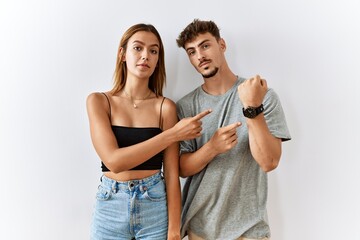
[143, 180, 166, 202]
[96, 185, 112, 201]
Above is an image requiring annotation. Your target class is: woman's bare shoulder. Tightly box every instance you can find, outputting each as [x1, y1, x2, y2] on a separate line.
[87, 91, 110, 104]
[86, 92, 111, 115]
[160, 97, 177, 113]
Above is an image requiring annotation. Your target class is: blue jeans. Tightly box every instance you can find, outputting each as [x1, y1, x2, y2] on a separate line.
[90, 172, 168, 240]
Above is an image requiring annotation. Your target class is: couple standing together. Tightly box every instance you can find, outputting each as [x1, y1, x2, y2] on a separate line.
[86, 19, 291, 240]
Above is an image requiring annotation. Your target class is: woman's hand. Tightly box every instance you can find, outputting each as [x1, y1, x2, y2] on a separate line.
[172, 109, 212, 141]
[167, 231, 181, 240]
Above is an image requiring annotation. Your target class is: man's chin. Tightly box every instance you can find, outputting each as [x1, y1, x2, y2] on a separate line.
[201, 68, 219, 79]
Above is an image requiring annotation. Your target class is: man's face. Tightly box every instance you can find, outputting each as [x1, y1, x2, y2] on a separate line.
[184, 32, 225, 79]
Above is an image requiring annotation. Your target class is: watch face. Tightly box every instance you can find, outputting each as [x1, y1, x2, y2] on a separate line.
[246, 108, 256, 118]
[243, 105, 264, 118]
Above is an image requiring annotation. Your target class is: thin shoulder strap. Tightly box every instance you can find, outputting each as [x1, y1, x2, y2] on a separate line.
[101, 92, 111, 119]
[159, 97, 166, 129]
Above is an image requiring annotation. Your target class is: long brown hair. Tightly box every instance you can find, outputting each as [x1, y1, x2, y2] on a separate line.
[111, 23, 166, 96]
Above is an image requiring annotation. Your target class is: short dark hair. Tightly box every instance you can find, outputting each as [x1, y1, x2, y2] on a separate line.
[176, 19, 221, 48]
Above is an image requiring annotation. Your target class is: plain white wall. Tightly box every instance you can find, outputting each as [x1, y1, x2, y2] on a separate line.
[1, 0, 359, 239]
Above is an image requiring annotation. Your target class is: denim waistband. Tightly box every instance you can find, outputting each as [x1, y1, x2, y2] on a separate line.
[100, 172, 163, 192]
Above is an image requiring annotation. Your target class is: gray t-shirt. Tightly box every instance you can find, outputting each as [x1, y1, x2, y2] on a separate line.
[176, 77, 291, 239]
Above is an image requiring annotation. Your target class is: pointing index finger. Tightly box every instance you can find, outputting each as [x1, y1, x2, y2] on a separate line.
[192, 109, 212, 120]
[223, 122, 242, 131]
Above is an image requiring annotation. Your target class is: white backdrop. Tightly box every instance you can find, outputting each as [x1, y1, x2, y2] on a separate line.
[1, 0, 359, 239]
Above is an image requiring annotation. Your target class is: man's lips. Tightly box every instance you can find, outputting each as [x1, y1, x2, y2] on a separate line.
[199, 60, 211, 68]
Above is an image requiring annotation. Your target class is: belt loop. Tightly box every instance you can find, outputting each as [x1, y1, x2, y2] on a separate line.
[111, 180, 117, 193]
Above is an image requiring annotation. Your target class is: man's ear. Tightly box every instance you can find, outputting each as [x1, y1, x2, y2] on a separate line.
[219, 38, 226, 51]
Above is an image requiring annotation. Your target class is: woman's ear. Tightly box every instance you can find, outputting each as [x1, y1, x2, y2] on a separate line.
[119, 47, 126, 62]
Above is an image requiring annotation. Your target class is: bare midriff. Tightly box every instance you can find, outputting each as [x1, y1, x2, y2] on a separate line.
[104, 169, 160, 181]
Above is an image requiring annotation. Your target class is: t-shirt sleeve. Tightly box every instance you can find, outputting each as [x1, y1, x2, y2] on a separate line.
[176, 100, 197, 154]
[263, 88, 291, 141]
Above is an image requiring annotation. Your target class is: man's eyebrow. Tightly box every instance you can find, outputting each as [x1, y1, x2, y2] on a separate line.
[185, 39, 211, 52]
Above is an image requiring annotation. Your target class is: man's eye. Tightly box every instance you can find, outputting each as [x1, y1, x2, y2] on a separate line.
[202, 44, 209, 49]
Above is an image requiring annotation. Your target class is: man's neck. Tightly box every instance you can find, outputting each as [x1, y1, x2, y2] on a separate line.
[202, 72, 237, 96]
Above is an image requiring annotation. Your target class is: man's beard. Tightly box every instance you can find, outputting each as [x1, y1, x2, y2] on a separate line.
[202, 67, 219, 79]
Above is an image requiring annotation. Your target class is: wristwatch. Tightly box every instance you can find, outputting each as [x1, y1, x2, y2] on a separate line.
[242, 104, 264, 118]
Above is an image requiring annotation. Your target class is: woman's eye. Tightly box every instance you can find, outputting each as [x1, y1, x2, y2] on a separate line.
[151, 49, 158, 54]
[134, 46, 141, 51]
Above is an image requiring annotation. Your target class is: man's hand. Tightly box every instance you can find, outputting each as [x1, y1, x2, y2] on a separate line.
[208, 122, 242, 155]
[238, 75, 268, 108]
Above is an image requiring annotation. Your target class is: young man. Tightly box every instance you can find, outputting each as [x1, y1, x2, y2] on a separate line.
[176, 19, 291, 240]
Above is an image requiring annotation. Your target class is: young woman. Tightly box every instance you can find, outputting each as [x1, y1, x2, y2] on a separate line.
[86, 23, 210, 240]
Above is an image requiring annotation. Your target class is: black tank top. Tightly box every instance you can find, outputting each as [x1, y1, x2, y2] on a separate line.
[101, 92, 165, 172]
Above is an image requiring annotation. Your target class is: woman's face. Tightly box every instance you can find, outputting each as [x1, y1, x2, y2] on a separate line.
[124, 31, 160, 80]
